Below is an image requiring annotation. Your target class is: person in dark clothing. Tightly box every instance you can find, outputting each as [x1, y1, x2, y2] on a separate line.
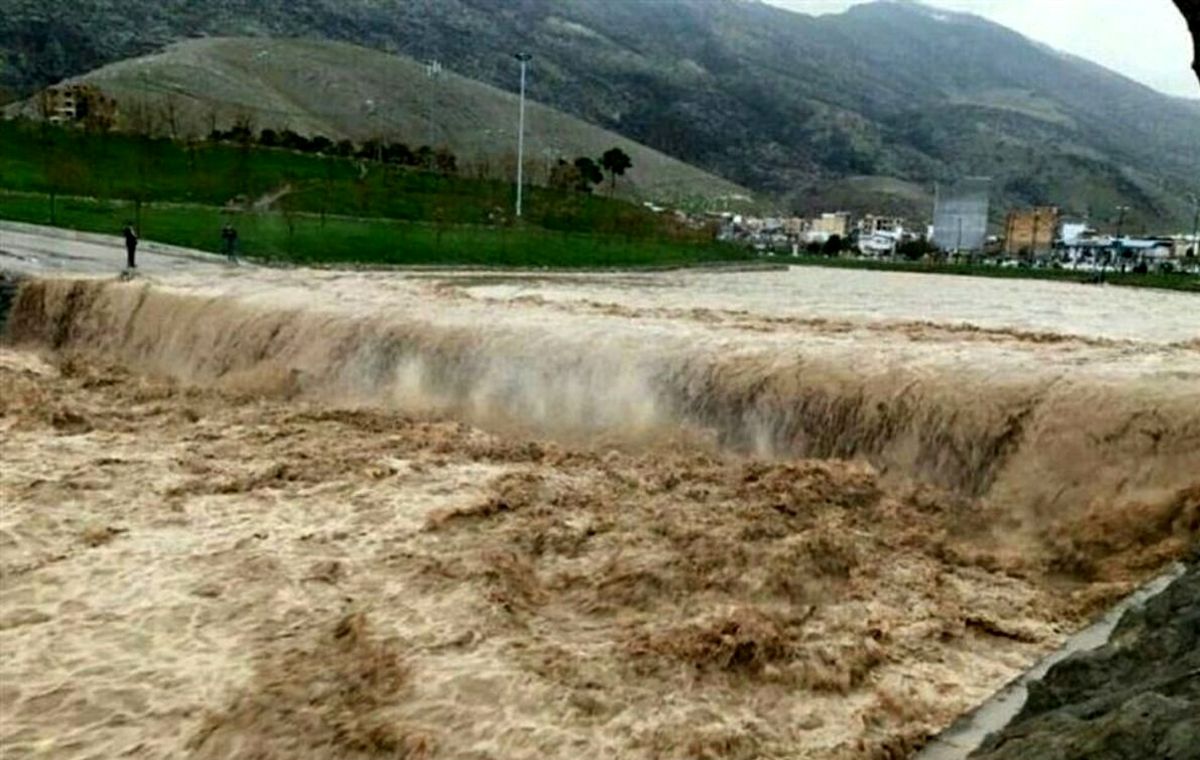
[122, 222, 138, 269]
[221, 224, 239, 263]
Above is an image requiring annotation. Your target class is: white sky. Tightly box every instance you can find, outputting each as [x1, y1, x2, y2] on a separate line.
[763, 0, 1200, 98]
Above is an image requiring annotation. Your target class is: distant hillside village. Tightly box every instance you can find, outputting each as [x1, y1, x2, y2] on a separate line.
[697, 203, 1199, 275]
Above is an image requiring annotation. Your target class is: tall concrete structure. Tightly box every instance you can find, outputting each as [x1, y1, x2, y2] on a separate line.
[932, 178, 990, 253]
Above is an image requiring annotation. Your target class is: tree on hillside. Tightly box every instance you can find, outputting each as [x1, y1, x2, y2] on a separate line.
[279, 130, 310, 152]
[357, 139, 382, 162]
[415, 146, 435, 170]
[259, 129, 279, 147]
[227, 114, 255, 146]
[382, 141, 414, 166]
[550, 160, 583, 193]
[309, 135, 333, 154]
[434, 148, 458, 175]
[574, 157, 604, 193]
[600, 147, 632, 195]
[334, 139, 356, 158]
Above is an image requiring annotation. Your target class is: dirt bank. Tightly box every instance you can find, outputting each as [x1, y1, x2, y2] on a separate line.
[971, 560, 1200, 760]
[1, 347, 1196, 759]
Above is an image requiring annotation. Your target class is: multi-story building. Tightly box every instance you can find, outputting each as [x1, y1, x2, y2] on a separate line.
[1004, 207, 1060, 256]
[810, 212, 851, 239]
[783, 217, 812, 236]
[857, 215, 905, 237]
[37, 84, 117, 128]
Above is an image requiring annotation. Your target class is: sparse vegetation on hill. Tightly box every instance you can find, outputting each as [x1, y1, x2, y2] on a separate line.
[2, 37, 750, 208]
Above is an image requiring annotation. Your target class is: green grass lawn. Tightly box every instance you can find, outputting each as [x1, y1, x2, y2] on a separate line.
[0, 119, 756, 268]
[0, 119, 698, 241]
[785, 255, 1200, 293]
[0, 191, 752, 268]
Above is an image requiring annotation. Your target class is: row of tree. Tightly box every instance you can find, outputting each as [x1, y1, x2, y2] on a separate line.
[549, 148, 633, 195]
[206, 124, 459, 174]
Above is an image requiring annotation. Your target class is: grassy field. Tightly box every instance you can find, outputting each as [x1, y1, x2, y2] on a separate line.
[0, 191, 752, 268]
[0, 119, 762, 268]
[785, 255, 1200, 293]
[0, 119, 714, 240]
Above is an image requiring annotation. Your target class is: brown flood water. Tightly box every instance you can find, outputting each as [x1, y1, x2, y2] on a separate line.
[1, 265, 1197, 759]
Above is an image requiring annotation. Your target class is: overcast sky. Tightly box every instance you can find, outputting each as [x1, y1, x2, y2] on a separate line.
[763, 0, 1200, 99]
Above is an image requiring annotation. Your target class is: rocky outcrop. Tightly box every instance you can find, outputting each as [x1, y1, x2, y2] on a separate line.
[971, 559, 1200, 760]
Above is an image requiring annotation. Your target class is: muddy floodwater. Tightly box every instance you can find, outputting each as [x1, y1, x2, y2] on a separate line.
[1, 245, 1198, 760]
[450, 266, 1199, 343]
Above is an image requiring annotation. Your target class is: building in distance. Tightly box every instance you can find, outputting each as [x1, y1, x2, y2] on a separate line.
[932, 178, 990, 253]
[810, 212, 850, 241]
[1004, 207, 1061, 256]
[35, 84, 118, 130]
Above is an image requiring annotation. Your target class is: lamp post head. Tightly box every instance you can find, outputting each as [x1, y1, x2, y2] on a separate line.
[514, 53, 532, 62]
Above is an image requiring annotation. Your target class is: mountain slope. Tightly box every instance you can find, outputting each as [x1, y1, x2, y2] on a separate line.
[2, 0, 1197, 227]
[5, 37, 750, 205]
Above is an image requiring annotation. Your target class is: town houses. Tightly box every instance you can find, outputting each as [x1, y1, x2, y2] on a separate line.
[709, 204, 1199, 274]
[717, 209, 920, 256]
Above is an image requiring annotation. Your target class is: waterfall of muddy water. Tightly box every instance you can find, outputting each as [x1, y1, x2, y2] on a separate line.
[6, 271, 1200, 516]
[2, 262, 1199, 760]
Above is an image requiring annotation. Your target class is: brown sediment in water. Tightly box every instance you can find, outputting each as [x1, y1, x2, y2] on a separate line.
[8, 278, 1200, 507]
[1, 274, 1198, 759]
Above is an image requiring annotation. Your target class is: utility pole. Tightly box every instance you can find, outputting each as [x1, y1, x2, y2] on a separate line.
[514, 53, 532, 218]
[1190, 194, 1199, 264]
[1103, 204, 1130, 279]
[1115, 205, 1130, 269]
[1032, 210, 1040, 262]
[425, 59, 442, 171]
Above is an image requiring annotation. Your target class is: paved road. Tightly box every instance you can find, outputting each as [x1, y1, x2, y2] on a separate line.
[0, 221, 240, 277]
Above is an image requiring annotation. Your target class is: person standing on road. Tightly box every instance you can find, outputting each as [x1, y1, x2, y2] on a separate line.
[122, 222, 138, 269]
[221, 224, 240, 263]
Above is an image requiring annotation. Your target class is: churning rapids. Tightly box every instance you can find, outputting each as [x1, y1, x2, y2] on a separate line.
[9, 267, 1200, 511]
[1, 240, 1197, 760]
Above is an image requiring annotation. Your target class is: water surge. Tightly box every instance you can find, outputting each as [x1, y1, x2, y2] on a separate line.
[6, 277, 1199, 521]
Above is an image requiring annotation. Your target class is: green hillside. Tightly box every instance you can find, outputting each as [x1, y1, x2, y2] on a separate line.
[2, 0, 1198, 228]
[3, 37, 751, 208]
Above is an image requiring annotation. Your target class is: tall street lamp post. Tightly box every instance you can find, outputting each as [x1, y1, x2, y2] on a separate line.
[514, 53, 532, 218]
[426, 59, 442, 171]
